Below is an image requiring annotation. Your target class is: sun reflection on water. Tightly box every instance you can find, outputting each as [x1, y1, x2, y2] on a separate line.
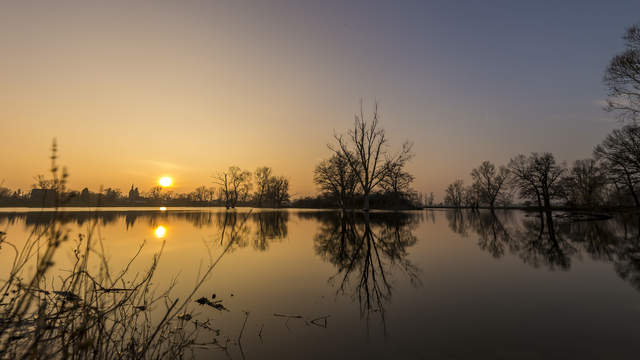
[154, 225, 167, 238]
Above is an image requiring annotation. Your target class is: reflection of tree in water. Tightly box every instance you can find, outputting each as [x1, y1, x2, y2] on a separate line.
[308, 211, 422, 332]
[209, 211, 290, 252]
[209, 211, 252, 251]
[449, 209, 640, 291]
[567, 214, 640, 291]
[252, 211, 289, 251]
[450, 210, 575, 270]
[445, 210, 470, 236]
[425, 209, 436, 224]
[467, 210, 517, 259]
[613, 235, 640, 291]
[0, 210, 290, 252]
[514, 213, 576, 270]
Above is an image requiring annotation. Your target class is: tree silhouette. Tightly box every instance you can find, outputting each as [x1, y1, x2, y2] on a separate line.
[444, 179, 465, 207]
[330, 101, 413, 211]
[604, 23, 640, 122]
[213, 166, 252, 209]
[594, 124, 640, 207]
[471, 161, 509, 209]
[314, 154, 359, 209]
[508, 153, 566, 210]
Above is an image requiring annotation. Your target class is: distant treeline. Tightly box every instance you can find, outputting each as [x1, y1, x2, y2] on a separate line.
[441, 129, 640, 212]
[442, 23, 640, 212]
[441, 125, 640, 211]
[0, 164, 291, 209]
[0, 101, 423, 210]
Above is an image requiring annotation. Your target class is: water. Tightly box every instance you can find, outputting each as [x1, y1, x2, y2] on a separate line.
[1, 207, 639, 359]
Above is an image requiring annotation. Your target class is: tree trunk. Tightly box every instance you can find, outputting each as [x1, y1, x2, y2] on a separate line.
[533, 187, 543, 208]
[542, 184, 552, 211]
[624, 172, 640, 207]
[545, 210, 556, 243]
[363, 192, 370, 212]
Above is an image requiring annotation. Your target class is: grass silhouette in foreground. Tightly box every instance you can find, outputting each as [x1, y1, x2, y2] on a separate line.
[0, 144, 253, 359]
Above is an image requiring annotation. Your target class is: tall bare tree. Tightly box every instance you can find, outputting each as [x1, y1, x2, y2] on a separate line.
[213, 166, 252, 209]
[594, 124, 640, 207]
[331, 101, 413, 211]
[507, 154, 542, 207]
[254, 167, 272, 207]
[444, 179, 465, 208]
[265, 176, 289, 208]
[508, 153, 566, 210]
[604, 23, 640, 122]
[471, 161, 509, 209]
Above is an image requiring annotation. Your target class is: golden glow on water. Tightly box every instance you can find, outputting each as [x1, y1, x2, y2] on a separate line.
[159, 207, 167, 211]
[158, 177, 173, 188]
[154, 225, 167, 238]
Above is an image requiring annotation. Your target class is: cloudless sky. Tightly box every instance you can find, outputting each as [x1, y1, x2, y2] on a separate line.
[1, 0, 639, 199]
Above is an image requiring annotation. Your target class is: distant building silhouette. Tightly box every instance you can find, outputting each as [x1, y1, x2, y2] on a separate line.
[30, 188, 56, 205]
[80, 187, 90, 202]
[129, 185, 140, 201]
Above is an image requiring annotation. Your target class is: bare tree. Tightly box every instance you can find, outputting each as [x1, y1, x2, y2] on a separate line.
[507, 154, 542, 207]
[594, 124, 640, 207]
[32, 175, 55, 190]
[103, 187, 122, 201]
[192, 185, 211, 202]
[471, 161, 509, 209]
[425, 192, 435, 207]
[148, 186, 163, 200]
[508, 153, 566, 210]
[463, 183, 482, 209]
[265, 176, 289, 207]
[314, 154, 359, 209]
[0, 185, 10, 199]
[444, 179, 465, 208]
[380, 160, 415, 203]
[529, 153, 566, 210]
[331, 101, 413, 211]
[562, 159, 607, 208]
[213, 166, 252, 209]
[604, 23, 640, 121]
[254, 167, 272, 207]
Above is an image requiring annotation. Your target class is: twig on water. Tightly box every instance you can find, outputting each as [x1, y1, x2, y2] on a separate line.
[273, 313, 303, 318]
[309, 315, 330, 328]
[237, 311, 249, 344]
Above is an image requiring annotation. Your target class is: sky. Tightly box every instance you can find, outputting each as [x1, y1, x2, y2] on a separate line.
[1, 0, 639, 200]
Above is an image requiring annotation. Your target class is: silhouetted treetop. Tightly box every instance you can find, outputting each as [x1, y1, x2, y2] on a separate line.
[604, 23, 640, 121]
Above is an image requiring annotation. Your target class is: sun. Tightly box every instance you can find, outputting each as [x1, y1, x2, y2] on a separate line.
[158, 176, 173, 187]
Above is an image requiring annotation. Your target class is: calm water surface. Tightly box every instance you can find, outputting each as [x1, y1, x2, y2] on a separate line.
[1, 207, 639, 359]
